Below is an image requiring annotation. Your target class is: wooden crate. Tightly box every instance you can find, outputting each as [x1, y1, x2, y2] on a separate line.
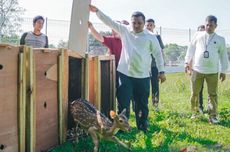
[0, 44, 26, 152]
[0, 46, 86, 151]
[86, 55, 116, 117]
[26, 48, 69, 152]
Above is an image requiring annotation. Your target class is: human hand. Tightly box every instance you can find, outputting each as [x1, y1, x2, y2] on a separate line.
[220, 73, 226, 82]
[88, 21, 92, 28]
[184, 63, 192, 75]
[159, 73, 166, 83]
[89, 4, 98, 12]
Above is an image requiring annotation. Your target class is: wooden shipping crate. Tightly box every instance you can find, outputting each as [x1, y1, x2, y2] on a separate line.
[26, 48, 68, 152]
[86, 55, 116, 117]
[0, 44, 26, 152]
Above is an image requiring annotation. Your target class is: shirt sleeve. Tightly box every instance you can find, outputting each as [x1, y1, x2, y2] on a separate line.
[151, 35, 165, 72]
[96, 10, 127, 36]
[102, 36, 112, 52]
[45, 35, 49, 48]
[20, 32, 28, 45]
[185, 32, 198, 64]
[219, 37, 229, 73]
[156, 35, 165, 49]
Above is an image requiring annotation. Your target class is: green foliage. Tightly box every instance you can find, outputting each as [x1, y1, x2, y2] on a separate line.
[164, 44, 187, 63]
[52, 73, 230, 152]
[0, 0, 25, 43]
[0, 0, 25, 37]
[1, 34, 20, 44]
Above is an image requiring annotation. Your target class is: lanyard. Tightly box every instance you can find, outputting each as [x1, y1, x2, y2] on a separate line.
[205, 33, 215, 51]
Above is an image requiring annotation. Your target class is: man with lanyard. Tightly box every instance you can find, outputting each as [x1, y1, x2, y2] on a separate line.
[185, 15, 229, 123]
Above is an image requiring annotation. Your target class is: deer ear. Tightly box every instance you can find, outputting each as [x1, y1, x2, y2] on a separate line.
[120, 108, 126, 115]
[110, 110, 117, 119]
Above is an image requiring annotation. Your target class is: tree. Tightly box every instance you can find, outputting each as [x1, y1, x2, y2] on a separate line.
[0, 0, 25, 43]
[164, 43, 187, 64]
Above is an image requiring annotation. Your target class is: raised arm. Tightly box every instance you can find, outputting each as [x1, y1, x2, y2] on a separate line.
[88, 21, 104, 42]
[89, 4, 126, 35]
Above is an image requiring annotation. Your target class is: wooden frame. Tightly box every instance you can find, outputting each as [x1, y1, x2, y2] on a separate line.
[67, 50, 86, 130]
[86, 54, 116, 117]
[25, 48, 69, 151]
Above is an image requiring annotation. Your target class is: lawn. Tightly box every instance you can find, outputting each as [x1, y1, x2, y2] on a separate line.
[51, 73, 230, 152]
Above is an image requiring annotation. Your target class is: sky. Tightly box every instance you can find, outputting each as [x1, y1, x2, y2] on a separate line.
[19, 0, 230, 30]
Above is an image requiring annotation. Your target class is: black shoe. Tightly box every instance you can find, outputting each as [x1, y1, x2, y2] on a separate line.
[138, 121, 149, 133]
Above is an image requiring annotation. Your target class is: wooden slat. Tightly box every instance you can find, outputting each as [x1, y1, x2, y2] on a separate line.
[18, 49, 26, 152]
[0, 45, 20, 152]
[68, 0, 91, 57]
[33, 49, 59, 151]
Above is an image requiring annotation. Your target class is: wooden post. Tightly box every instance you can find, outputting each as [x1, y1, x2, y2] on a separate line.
[26, 46, 36, 152]
[68, 0, 91, 56]
[18, 48, 26, 152]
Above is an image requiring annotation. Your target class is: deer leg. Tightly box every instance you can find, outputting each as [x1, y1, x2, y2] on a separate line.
[88, 126, 99, 152]
[112, 136, 131, 151]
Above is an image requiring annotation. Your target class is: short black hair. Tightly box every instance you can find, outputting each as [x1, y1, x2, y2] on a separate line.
[131, 11, 145, 22]
[146, 18, 155, 23]
[33, 15, 44, 24]
[206, 15, 217, 24]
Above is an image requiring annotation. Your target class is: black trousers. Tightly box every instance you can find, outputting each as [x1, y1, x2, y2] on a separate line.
[151, 66, 159, 100]
[116, 72, 150, 128]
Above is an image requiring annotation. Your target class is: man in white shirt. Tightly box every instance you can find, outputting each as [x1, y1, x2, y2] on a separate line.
[89, 5, 166, 132]
[185, 15, 229, 124]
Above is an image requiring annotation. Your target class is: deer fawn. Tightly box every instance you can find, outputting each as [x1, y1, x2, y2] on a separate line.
[70, 98, 131, 152]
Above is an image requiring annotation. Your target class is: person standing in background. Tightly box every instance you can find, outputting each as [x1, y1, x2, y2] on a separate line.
[20, 15, 48, 48]
[185, 15, 229, 124]
[188, 25, 206, 114]
[145, 18, 165, 111]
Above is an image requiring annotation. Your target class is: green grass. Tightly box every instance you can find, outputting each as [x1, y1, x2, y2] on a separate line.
[51, 73, 230, 152]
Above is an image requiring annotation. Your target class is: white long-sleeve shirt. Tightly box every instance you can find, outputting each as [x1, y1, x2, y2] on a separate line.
[185, 31, 229, 74]
[96, 10, 165, 78]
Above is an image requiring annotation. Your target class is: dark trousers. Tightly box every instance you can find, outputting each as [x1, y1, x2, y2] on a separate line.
[199, 82, 204, 110]
[116, 72, 150, 128]
[151, 66, 159, 100]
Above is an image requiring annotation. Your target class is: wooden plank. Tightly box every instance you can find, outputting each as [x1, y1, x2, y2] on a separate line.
[33, 49, 60, 151]
[18, 49, 26, 152]
[68, 0, 91, 57]
[0, 46, 19, 151]
[94, 56, 101, 111]
[0, 45, 19, 152]
[26, 46, 36, 152]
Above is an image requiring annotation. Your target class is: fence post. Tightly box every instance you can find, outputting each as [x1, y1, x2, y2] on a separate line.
[45, 17, 48, 35]
[159, 26, 162, 36]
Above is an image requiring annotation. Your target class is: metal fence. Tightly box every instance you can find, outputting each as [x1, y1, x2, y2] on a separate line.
[5, 17, 230, 47]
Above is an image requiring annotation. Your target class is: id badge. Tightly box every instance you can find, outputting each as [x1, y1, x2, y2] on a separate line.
[204, 51, 209, 58]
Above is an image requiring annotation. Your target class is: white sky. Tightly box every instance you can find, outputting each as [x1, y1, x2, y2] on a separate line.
[19, 0, 230, 30]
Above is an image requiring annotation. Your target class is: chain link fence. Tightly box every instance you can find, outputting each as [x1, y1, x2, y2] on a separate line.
[2, 17, 230, 48]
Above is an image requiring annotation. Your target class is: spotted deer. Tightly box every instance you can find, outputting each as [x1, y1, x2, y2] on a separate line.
[70, 98, 131, 152]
